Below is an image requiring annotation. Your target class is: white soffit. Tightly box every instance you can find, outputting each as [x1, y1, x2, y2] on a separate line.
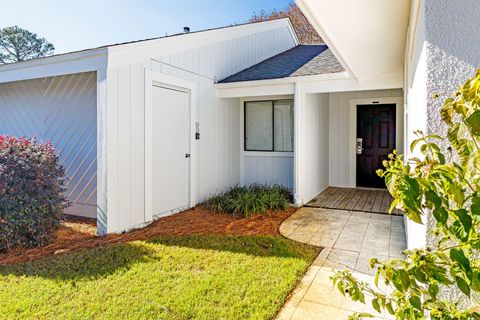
[295, 0, 410, 81]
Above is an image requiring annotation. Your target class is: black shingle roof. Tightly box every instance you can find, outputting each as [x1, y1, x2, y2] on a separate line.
[219, 45, 344, 83]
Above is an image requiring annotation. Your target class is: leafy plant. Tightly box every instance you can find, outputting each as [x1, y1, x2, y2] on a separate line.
[0, 136, 68, 252]
[205, 184, 291, 217]
[332, 71, 480, 319]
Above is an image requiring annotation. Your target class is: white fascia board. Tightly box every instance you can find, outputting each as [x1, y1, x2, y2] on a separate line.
[107, 19, 296, 68]
[0, 48, 108, 84]
[301, 65, 404, 93]
[285, 18, 300, 46]
[217, 83, 295, 98]
[216, 66, 403, 98]
[216, 71, 351, 89]
[215, 72, 350, 98]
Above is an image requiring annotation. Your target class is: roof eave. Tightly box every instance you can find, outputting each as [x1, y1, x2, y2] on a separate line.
[0, 18, 296, 77]
[106, 18, 297, 68]
[215, 67, 403, 98]
[0, 48, 108, 84]
[285, 18, 300, 46]
[0, 47, 107, 72]
[215, 71, 352, 88]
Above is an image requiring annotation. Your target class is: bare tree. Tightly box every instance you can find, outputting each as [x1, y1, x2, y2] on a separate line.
[249, 4, 322, 44]
[0, 26, 54, 64]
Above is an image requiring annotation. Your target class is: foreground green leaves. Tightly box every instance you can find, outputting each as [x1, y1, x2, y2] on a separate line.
[0, 235, 318, 320]
[332, 70, 480, 319]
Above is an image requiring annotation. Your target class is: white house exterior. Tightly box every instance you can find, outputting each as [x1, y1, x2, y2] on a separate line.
[0, 19, 299, 234]
[0, 1, 478, 241]
[297, 0, 480, 250]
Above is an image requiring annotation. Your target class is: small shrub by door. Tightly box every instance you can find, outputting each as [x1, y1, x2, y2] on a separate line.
[205, 184, 292, 217]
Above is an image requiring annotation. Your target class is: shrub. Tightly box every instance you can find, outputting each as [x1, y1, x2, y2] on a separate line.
[205, 184, 291, 217]
[0, 136, 68, 252]
[332, 71, 480, 319]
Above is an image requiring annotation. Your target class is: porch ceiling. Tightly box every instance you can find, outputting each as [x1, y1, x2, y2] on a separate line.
[295, 0, 410, 81]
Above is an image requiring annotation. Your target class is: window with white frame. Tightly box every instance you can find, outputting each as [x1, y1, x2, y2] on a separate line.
[244, 100, 294, 152]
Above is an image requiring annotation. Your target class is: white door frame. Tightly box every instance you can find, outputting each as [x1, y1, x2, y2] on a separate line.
[348, 97, 404, 188]
[144, 70, 197, 222]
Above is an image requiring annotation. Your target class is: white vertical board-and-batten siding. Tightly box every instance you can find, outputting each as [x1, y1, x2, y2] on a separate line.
[0, 72, 97, 218]
[328, 89, 404, 188]
[297, 93, 329, 204]
[243, 154, 294, 189]
[105, 27, 296, 233]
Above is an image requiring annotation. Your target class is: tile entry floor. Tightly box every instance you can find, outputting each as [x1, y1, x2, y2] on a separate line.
[277, 207, 406, 320]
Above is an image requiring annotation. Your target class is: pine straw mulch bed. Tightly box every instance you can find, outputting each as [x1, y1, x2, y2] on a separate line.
[0, 206, 296, 266]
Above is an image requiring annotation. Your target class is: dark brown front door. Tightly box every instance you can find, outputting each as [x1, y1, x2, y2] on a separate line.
[356, 104, 396, 188]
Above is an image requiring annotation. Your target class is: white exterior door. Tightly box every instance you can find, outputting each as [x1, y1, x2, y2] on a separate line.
[150, 85, 191, 217]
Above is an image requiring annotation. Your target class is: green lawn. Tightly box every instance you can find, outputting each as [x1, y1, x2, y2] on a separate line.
[0, 235, 319, 320]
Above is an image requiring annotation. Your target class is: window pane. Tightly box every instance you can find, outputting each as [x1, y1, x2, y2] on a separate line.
[245, 101, 273, 151]
[274, 100, 294, 152]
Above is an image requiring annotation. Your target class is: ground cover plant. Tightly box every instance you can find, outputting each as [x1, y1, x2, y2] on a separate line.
[0, 235, 318, 320]
[205, 184, 292, 217]
[0, 136, 67, 252]
[332, 71, 480, 319]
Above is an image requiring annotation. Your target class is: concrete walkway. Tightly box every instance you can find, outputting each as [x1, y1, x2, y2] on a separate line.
[277, 207, 406, 320]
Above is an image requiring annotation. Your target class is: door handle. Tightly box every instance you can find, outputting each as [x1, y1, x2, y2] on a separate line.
[185, 153, 191, 158]
[356, 138, 363, 155]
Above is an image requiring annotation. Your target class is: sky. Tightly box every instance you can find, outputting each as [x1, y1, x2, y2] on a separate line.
[1, 0, 293, 54]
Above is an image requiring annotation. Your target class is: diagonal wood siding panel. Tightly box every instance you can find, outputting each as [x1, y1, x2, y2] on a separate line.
[0, 72, 97, 218]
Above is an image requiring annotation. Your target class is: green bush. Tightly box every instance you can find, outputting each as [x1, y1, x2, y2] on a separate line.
[205, 184, 292, 217]
[0, 136, 68, 252]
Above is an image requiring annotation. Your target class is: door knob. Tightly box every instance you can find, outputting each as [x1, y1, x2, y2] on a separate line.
[356, 138, 363, 155]
[185, 153, 191, 158]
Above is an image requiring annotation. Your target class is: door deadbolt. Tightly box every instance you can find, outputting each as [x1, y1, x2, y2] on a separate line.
[185, 153, 191, 158]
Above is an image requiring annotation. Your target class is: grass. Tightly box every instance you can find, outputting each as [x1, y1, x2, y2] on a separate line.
[0, 235, 319, 320]
[206, 184, 292, 217]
